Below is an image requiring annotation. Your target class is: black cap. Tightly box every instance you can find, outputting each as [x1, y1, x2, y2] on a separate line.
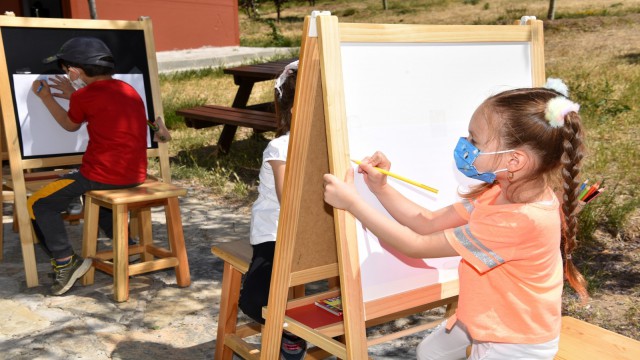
[42, 37, 114, 68]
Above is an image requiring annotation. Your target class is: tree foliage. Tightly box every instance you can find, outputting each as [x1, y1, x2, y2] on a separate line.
[240, 0, 316, 22]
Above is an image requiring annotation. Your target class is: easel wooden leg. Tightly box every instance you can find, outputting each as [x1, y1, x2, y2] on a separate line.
[216, 261, 243, 360]
[19, 234, 38, 287]
[0, 190, 3, 262]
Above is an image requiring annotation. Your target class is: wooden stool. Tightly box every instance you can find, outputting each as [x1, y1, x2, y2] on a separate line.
[211, 240, 261, 360]
[81, 181, 190, 302]
[211, 241, 314, 360]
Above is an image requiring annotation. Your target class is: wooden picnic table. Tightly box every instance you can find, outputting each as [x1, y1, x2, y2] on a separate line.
[177, 58, 297, 154]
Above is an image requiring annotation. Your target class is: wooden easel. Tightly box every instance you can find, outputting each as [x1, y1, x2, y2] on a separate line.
[256, 14, 545, 359]
[0, 16, 171, 287]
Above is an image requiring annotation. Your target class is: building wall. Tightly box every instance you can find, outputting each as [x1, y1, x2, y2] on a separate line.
[67, 0, 240, 52]
[0, 0, 23, 16]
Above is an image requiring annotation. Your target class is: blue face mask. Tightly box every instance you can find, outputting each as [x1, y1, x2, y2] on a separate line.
[453, 137, 513, 183]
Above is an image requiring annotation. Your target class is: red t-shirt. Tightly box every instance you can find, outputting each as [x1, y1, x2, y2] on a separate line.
[68, 79, 148, 185]
[444, 185, 563, 344]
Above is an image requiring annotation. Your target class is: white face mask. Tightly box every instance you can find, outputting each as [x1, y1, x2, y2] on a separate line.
[67, 68, 87, 90]
[70, 77, 87, 90]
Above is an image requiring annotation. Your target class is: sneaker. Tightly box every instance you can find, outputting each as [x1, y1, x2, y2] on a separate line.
[51, 254, 92, 296]
[67, 197, 83, 215]
[280, 333, 307, 360]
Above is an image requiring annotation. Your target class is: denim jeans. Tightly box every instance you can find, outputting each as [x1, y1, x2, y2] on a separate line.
[28, 170, 141, 259]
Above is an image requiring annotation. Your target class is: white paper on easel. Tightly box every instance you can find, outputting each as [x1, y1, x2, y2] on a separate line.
[13, 73, 151, 158]
[340, 41, 533, 302]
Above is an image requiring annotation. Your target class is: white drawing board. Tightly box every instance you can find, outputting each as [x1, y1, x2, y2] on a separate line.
[14, 74, 151, 157]
[340, 42, 534, 302]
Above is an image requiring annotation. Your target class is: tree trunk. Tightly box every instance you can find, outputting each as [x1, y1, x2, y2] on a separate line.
[382, 0, 388, 10]
[547, 0, 556, 20]
[88, 0, 98, 19]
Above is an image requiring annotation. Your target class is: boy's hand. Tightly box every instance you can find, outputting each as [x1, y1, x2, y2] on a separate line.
[32, 80, 51, 98]
[48, 75, 75, 99]
[323, 168, 360, 211]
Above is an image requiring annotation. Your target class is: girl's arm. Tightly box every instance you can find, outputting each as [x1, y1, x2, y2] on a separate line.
[270, 160, 286, 203]
[356, 153, 462, 234]
[324, 169, 460, 259]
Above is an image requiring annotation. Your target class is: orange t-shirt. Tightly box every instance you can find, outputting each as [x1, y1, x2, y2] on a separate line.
[444, 185, 563, 344]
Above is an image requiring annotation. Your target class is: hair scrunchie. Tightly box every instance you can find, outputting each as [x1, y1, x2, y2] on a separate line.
[545, 96, 580, 127]
[274, 60, 299, 99]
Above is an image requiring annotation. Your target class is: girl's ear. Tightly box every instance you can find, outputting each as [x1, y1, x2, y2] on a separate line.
[507, 150, 528, 173]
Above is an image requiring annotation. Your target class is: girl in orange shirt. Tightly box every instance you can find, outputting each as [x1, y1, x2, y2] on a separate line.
[323, 79, 588, 360]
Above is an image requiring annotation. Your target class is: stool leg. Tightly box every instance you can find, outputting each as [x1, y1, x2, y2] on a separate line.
[135, 207, 154, 263]
[216, 261, 242, 360]
[113, 204, 130, 302]
[81, 196, 100, 285]
[165, 197, 190, 287]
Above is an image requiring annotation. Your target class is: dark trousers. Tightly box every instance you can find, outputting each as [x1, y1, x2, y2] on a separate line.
[28, 171, 141, 259]
[238, 241, 276, 324]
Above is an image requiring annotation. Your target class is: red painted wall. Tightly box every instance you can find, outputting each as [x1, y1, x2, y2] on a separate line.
[0, 0, 23, 16]
[67, 0, 239, 52]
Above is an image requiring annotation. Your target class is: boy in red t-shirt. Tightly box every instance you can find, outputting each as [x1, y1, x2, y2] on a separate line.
[30, 37, 148, 296]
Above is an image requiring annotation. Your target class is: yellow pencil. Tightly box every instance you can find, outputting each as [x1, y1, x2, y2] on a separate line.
[351, 159, 438, 194]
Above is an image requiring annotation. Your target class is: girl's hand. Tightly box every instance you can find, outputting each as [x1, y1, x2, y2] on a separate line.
[358, 151, 391, 194]
[48, 75, 75, 99]
[323, 168, 360, 211]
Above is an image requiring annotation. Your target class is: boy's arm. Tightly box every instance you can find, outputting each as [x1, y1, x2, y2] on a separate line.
[32, 80, 81, 132]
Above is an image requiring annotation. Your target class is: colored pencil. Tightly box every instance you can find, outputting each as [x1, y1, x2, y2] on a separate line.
[350, 159, 438, 194]
[582, 182, 600, 201]
[584, 187, 604, 203]
[579, 179, 589, 192]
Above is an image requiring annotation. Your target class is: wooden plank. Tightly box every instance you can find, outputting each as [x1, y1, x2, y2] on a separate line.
[223, 58, 297, 82]
[87, 182, 186, 205]
[339, 23, 537, 43]
[176, 105, 277, 131]
[211, 241, 253, 274]
[128, 257, 179, 275]
[555, 317, 640, 360]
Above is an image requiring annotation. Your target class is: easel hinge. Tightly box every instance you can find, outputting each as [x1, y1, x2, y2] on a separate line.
[519, 15, 537, 25]
[309, 10, 331, 38]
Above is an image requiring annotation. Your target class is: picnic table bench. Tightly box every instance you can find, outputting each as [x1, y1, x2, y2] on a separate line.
[177, 58, 297, 154]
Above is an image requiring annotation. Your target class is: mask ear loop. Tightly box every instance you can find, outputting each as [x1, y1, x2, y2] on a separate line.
[479, 149, 515, 180]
